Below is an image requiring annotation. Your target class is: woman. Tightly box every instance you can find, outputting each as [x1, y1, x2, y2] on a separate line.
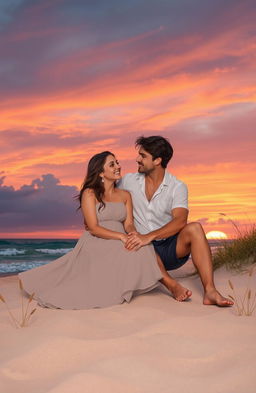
[19, 151, 163, 309]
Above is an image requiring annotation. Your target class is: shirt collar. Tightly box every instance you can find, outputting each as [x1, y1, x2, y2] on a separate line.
[135, 172, 144, 185]
[162, 170, 171, 186]
[135, 170, 172, 186]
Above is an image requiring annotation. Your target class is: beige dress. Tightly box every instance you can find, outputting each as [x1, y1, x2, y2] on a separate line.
[19, 202, 163, 309]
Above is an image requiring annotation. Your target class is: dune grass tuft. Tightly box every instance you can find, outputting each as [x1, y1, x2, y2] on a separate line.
[0, 279, 37, 328]
[212, 224, 256, 272]
[227, 267, 256, 316]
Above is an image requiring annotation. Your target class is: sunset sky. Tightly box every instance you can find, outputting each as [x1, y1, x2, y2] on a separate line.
[0, 0, 255, 238]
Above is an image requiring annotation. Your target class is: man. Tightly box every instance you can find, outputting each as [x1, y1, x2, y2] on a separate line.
[118, 135, 233, 306]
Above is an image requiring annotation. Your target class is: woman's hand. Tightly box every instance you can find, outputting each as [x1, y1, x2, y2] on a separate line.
[125, 232, 153, 250]
[120, 234, 129, 245]
[127, 230, 139, 236]
[120, 233, 138, 251]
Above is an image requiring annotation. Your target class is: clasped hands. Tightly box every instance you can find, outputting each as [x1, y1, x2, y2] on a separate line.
[83, 221, 152, 251]
[120, 231, 152, 251]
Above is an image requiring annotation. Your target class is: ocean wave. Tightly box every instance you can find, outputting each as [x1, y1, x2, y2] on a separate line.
[0, 261, 48, 274]
[0, 248, 26, 256]
[35, 248, 73, 255]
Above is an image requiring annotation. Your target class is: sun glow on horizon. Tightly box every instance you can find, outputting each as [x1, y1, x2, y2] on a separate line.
[206, 231, 228, 240]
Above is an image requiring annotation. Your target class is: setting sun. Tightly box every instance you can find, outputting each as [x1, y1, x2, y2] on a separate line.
[206, 231, 228, 240]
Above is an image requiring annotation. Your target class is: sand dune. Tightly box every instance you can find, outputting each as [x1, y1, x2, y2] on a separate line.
[0, 265, 255, 393]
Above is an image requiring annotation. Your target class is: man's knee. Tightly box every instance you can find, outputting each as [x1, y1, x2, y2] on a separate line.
[184, 222, 204, 237]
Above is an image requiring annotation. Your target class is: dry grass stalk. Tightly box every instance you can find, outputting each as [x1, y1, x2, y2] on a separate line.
[228, 268, 256, 316]
[20, 291, 36, 327]
[219, 213, 243, 237]
[0, 280, 37, 328]
[0, 293, 20, 328]
[19, 279, 24, 323]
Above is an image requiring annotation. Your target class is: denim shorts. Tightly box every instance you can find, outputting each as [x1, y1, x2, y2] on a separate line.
[152, 233, 190, 271]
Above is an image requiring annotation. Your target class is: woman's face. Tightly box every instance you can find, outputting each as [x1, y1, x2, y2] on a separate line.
[101, 154, 121, 181]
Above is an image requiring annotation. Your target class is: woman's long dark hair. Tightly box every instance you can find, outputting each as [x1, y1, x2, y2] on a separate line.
[77, 151, 115, 211]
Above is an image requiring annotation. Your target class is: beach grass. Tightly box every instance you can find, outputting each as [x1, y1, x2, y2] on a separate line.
[228, 268, 256, 316]
[0, 279, 36, 328]
[212, 224, 256, 272]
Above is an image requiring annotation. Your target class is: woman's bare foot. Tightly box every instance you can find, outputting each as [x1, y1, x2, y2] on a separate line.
[162, 279, 192, 301]
[203, 288, 234, 307]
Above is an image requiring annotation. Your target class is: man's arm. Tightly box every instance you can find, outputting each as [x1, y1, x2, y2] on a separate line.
[125, 207, 188, 250]
[116, 174, 129, 190]
[148, 207, 188, 240]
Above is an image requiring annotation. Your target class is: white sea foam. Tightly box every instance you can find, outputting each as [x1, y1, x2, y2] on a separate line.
[0, 261, 48, 273]
[35, 248, 73, 255]
[0, 248, 26, 256]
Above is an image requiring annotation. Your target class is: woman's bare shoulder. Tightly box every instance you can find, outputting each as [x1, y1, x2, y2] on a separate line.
[82, 188, 96, 201]
[116, 189, 131, 202]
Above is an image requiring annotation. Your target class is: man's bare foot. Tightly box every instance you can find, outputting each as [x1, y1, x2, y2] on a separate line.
[164, 280, 192, 302]
[203, 288, 234, 307]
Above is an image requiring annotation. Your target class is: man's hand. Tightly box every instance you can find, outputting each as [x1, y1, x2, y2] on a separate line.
[125, 232, 152, 250]
[121, 233, 143, 251]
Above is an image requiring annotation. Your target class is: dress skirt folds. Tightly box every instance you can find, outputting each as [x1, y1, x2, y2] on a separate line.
[19, 202, 163, 309]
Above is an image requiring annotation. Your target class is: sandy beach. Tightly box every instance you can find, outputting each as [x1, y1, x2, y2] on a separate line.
[0, 263, 255, 393]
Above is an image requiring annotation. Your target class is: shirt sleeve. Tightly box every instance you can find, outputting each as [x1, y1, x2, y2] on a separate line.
[116, 174, 128, 190]
[172, 182, 188, 210]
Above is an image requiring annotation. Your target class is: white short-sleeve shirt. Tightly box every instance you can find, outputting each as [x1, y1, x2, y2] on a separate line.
[118, 172, 188, 234]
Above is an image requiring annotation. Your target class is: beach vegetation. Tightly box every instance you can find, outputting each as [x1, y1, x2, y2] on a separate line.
[212, 219, 256, 272]
[0, 279, 37, 328]
[210, 216, 256, 316]
[228, 268, 256, 316]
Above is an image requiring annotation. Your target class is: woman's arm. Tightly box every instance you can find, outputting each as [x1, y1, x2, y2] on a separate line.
[123, 191, 138, 234]
[81, 190, 127, 242]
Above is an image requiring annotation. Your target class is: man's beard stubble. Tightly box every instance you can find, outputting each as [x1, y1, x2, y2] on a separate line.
[137, 164, 153, 175]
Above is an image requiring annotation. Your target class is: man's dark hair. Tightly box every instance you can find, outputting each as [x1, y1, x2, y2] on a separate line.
[135, 135, 173, 168]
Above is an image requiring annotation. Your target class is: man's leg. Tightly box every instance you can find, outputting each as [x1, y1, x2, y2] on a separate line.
[175, 222, 233, 306]
[156, 254, 192, 301]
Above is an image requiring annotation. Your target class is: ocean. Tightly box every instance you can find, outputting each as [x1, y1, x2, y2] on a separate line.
[0, 239, 77, 276]
[0, 238, 225, 277]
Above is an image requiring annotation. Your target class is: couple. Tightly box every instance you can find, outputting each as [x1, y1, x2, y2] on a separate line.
[19, 135, 233, 309]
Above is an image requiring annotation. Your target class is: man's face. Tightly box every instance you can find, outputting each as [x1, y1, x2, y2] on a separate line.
[136, 147, 156, 174]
